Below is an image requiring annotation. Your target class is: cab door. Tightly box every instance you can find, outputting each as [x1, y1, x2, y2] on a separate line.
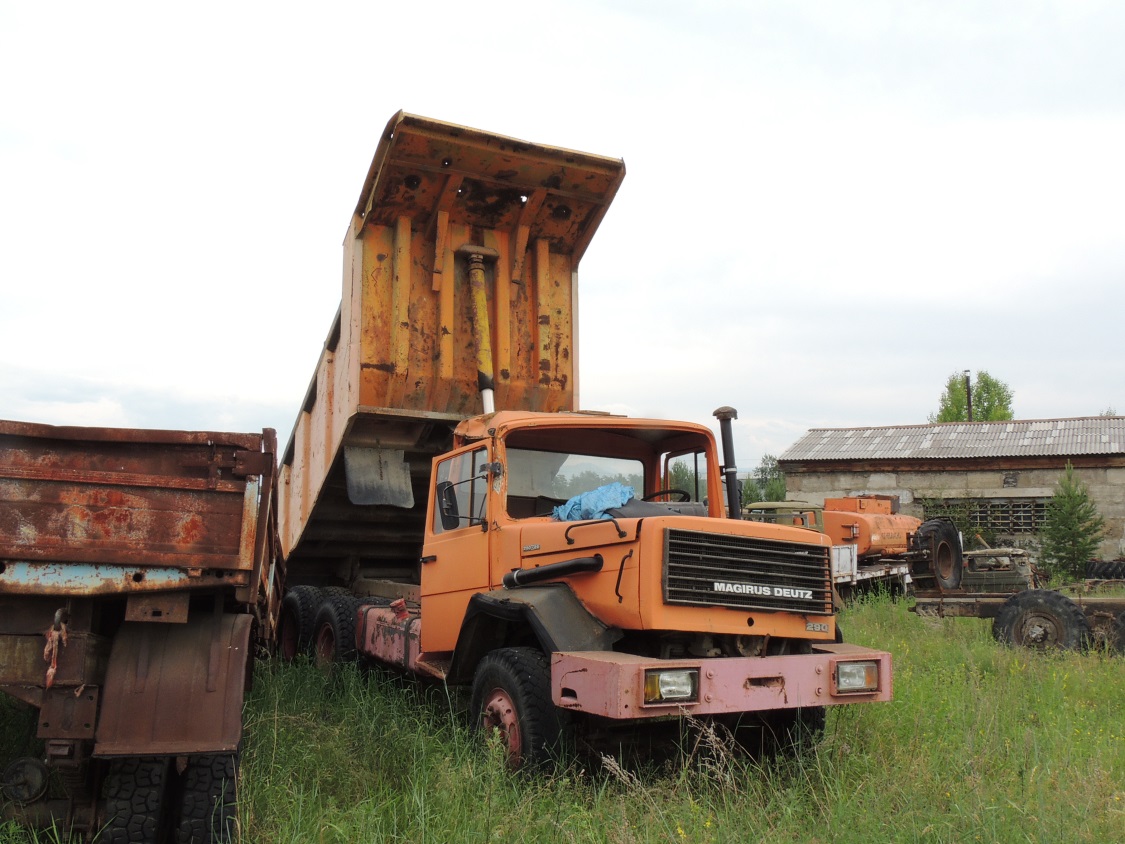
[420, 444, 492, 653]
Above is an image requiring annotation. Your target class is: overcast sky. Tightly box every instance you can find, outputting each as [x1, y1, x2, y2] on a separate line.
[3, 1, 1124, 471]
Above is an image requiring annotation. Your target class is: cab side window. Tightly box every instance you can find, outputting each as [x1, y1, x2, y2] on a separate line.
[432, 447, 489, 534]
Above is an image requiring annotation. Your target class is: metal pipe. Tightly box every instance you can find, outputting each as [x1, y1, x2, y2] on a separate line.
[713, 407, 742, 520]
[503, 554, 604, 588]
[964, 370, 973, 422]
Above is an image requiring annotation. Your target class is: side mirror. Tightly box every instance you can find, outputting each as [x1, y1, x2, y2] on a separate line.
[437, 481, 460, 531]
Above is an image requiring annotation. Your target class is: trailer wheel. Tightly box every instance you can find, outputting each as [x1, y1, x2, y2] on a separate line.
[1087, 610, 1125, 654]
[1085, 559, 1125, 580]
[98, 756, 170, 843]
[312, 593, 362, 667]
[278, 585, 323, 660]
[913, 519, 963, 590]
[174, 752, 238, 844]
[470, 647, 560, 769]
[992, 589, 1092, 651]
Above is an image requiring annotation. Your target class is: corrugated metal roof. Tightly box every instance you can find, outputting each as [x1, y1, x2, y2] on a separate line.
[780, 417, 1125, 462]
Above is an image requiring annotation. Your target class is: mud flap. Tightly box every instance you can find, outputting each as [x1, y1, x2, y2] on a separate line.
[94, 613, 252, 757]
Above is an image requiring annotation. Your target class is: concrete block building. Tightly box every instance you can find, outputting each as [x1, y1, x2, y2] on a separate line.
[778, 417, 1125, 559]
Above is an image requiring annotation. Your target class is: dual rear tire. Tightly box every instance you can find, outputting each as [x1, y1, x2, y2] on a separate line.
[99, 753, 237, 843]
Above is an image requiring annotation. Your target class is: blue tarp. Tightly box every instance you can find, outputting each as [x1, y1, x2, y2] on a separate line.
[552, 482, 635, 521]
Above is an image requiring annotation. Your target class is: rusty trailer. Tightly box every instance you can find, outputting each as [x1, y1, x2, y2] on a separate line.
[0, 420, 280, 841]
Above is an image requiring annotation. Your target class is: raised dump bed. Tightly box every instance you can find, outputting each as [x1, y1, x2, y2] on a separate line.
[279, 111, 626, 587]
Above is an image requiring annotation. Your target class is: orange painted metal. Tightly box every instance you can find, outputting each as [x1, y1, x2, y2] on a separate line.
[279, 113, 625, 580]
[822, 496, 920, 557]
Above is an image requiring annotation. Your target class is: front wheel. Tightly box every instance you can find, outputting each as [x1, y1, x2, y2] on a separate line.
[992, 589, 1091, 651]
[470, 648, 560, 769]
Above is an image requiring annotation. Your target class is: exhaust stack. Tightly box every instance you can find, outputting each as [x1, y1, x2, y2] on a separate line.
[713, 406, 741, 520]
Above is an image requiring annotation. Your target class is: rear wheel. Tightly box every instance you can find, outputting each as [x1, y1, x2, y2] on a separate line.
[992, 589, 1091, 651]
[278, 585, 323, 660]
[312, 593, 362, 667]
[470, 647, 560, 769]
[99, 756, 170, 843]
[174, 753, 238, 844]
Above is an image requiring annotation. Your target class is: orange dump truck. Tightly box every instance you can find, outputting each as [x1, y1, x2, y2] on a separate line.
[275, 113, 892, 765]
[0, 422, 279, 840]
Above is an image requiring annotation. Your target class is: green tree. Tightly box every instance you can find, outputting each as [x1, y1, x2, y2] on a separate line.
[1039, 462, 1106, 581]
[741, 454, 786, 505]
[1099, 407, 1117, 417]
[668, 460, 701, 500]
[928, 370, 1014, 423]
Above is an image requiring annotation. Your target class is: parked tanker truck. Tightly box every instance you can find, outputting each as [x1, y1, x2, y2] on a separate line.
[0, 422, 280, 841]
[744, 495, 964, 598]
[274, 112, 892, 767]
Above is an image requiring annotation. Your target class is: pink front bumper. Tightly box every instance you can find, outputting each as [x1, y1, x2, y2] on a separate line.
[551, 643, 892, 720]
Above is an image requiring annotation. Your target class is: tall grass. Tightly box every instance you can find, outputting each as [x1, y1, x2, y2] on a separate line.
[3, 595, 1123, 842]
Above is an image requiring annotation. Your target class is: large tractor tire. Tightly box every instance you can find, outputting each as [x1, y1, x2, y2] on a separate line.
[1085, 559, 1125, 580]
[992, 589, 1091, 651]
[277, 585, 323, 661]
[912, 519, 963, 590]
[312, 592, 363, 667]
[470, 647, 561, 769]
[174, 753, 238, 844]
[98, 757, 171, 843]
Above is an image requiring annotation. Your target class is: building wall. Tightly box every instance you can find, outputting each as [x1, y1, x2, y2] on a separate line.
[785, 465, 1125, 559]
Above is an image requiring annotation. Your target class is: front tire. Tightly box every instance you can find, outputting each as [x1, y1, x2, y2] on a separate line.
[992, 589, 1091, 651]
[470, 648, 560, 769]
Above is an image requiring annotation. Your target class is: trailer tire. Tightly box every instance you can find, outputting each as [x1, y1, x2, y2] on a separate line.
[174, 752, 238, 844]
[913, 519, 963, 590]
[312, 593, 362, 667]
[470, 647, 560, 769]
[99, 756, 171, 843]
[1085, 559, 1125, 580]
[992, 589, 1092, 651]
[278, 585, 323, 661]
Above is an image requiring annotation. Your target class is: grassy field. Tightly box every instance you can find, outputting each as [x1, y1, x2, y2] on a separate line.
[3, 594, 1124, 843]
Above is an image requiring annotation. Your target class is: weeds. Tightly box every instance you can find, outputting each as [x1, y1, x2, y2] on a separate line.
[3, 600, 1123, 843]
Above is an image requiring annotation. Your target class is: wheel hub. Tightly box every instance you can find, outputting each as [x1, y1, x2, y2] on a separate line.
[481, 688, 522, 764]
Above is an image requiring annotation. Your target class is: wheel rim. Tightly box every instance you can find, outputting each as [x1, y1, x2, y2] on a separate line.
[314, 623, 336, 665]
[934, 541, 954, 580]
[1016, 611, 1062, 646]
[279, 612, 299, 660]
[480, 687, 522, 765]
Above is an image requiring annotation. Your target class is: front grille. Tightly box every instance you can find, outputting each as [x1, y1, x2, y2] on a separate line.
[663, 528, 832, 614]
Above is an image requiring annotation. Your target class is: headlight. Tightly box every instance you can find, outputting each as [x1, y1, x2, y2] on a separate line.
[835, 661, 879, 693]
[643, 669, 699, 703]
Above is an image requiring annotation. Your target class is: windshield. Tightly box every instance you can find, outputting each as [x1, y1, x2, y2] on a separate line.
[506, 448, 643, 501]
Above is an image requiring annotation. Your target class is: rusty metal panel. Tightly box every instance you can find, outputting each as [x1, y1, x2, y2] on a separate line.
[0, 420, 278, 594]
[94, 613, 251, 757]
[279, 113, 624, 568]
[124, 591, 190, 623]
[0, 632, 109, 688]
[37, 685, 100, 740]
